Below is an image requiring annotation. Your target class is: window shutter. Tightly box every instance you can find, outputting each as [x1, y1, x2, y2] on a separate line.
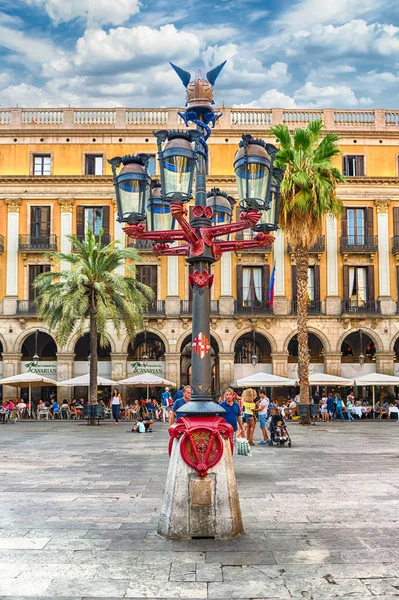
[356, 156, 364, 176]
[291, 265, 297, 301]
[314, 265, 320, 302]
[342, 156, 348, 176]
[366, 207, 374, 239]
[102, 206, 110, 234]
[236, 265, 243, 304]
[397, 266, 399, 300]
[42, 206, 51, 237]
[367, 266, 375, 302]
[76, 206, 84, 240]
[343, 265, 349, 300]
[149, 265, 157, 297]
[394, 207, 399, 237]
[341, 210, 348, 237]
[261, 264, 270, 306]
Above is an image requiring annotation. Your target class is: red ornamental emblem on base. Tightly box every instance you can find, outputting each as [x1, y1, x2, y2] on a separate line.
[192, 332, 211, 359]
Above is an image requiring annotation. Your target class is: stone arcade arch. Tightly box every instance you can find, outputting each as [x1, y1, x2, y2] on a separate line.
[233, 331, 273, 381]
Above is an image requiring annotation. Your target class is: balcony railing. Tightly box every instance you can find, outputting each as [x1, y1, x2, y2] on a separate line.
[234, 300, 272, 315]
[0, 234, 4, 253]
[235, 230, 270, 252]
[290, 301, 323, 315]
[127, 238, 154, 250]
[341, 300, 381, 315]
[19, 235, 58, 252]
[146, 300, 165, 315]
[287, 236, 325, 254]
[340, 236, 378, 253]
[76, 233, 111, 247]
[180, 300, 220, 315]
[16, 300, 37, 315]
[392, 236, 399, 254]
[0, 108, 396, 132]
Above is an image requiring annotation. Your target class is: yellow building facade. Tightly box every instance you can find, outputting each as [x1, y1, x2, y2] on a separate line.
[1, 106, 399, 400]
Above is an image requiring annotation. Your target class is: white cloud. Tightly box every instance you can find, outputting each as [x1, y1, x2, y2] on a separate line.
[25, 0, 140, 26]
[294, 82, 372, 108]
[307, 64, 356, 81]
[235, 89, 297, 109]
[0, 24, 55, 63]
[357, 70, 399, 88]
[0, 73, 11, 88]
[275, 0, 387, 32]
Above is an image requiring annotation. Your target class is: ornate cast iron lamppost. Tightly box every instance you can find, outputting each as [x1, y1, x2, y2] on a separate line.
[109, 63, 283, 540]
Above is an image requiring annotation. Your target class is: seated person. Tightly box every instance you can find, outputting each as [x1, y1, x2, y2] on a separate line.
[49, 400, 60, 418]
[17, 400, 27, 418]
[60, 400, 70, 418]
[132, 417, 146, 433]
[126, 400, 140, 420]
[139, 409, 153, 432]
[0, 400, 14, 423]
[374, 401, 381, 418]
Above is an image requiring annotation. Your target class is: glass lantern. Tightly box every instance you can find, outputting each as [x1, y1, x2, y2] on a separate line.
[253, 168, 284, 232]
[206, 188, 235, 226]
[154, 130, 198, 202]
[147, 183, 174, 232]
[108, 154, 151, 224]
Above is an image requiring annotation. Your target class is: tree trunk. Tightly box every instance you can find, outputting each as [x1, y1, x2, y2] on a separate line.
[295, 248, 311, 424]
[89, 290, 98, 411]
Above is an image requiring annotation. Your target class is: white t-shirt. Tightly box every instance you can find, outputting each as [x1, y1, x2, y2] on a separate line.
[258, 397, 269, 415]
[17, 402, 26, 409]
[111, 396, 121, 405]
[137, 422, 145, 433]
[289, 401, 297, 408]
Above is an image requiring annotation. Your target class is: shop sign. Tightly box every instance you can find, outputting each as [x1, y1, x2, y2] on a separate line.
[22, 361, 57, 379]
[287, 363, 324, 380]
[128, 361, 166, 376]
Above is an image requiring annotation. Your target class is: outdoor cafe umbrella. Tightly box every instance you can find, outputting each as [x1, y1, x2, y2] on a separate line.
[354, 372, 399, 408]
[118, 372, 176, 402]
[308, 372, 354, 386]
[231, 372, 296, 388]
[0, 372, 57, 415]
[57, 374, 118, 387]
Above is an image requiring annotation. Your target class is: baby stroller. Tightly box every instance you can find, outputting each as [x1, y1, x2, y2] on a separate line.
[268, 412, 292, 447]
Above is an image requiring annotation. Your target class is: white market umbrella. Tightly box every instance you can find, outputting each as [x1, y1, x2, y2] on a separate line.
[0, 372, 57, 415]
[57, 374, 118, 386]
[353, 372, 399, 408]
[231, 372, 296, 388]
[309, 372, 354, 386]
[118, 372, 176, 401]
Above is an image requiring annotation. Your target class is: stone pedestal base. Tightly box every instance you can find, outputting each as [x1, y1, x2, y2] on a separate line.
[158, 437, 244, 540]
[272, 296, 289, 316]
[325, 296, 342, 316]
[378, 296, 396, 316]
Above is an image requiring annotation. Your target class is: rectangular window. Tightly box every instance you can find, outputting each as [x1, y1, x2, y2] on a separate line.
[30, 206, 51, 239]
[343, 155, 364, 177]
[29, 264, 50, 301]
[307, 266, 315, 302]
[242, 267, 263, 308]
[348, 267, 367, 308]
[85, 155, 103, 175]
[33, 155, 51, 176]
[346, 208, 365, 245]
[136, 265, 157, 297]
[148, 155, 156, 176]
[84, 207, 104, 236]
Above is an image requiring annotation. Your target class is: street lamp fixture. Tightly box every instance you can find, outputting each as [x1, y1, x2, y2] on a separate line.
[154, 130, 199, 202]
[108, 154, 152, 225]
[142, 329, 149, 369]
[206, 188, 235, 227]
[359, 330, 365, 367]
[33, 329, 39, 367]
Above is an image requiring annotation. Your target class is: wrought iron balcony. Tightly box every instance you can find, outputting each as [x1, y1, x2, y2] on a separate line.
[392, 236, 399, 254]
[287, 236, 325, 254]
[290, 301, 323, 315]
[127, 238, 154, 251]
[180, 300, 220, 315]
[234, 300, 272, 315]
[146, 300, 165, 315]
[0, 235, 4, 253]
[341, 300, 381, 315]
[340, 235, 378, 253]
[235, 230, 270, 252]
[19, 235, 58, 252]
[76, 233, 111, 247]
[16, 300, 37, 315]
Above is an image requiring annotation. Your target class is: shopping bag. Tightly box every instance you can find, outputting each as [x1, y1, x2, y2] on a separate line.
[236, 437, 252, 456]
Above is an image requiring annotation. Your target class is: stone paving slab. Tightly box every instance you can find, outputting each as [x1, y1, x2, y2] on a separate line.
[1, 420, 399, 598]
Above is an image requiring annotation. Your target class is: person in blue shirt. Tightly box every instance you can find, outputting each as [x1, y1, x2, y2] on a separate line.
[326, 394, 335, 421]
[161, 387, 172, 423]
[219, 388, 243, 438]
[170, 385, 192, 424]
[334, 394, 345, 422]
[173, 385, 184, 402]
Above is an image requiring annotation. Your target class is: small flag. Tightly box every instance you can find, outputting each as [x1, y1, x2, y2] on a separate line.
[192, 332, 211, 359]
[269, 261, 276, 307]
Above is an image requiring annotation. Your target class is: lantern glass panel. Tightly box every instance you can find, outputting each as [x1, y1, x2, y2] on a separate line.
[163, 155, 195, 197]
[235, 159, 270, 202]
[147, 199, 173, 231]
[118, 177, 148, 221]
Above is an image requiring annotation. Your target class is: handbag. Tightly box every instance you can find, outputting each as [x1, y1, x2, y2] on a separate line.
[236, 437, 252, 456]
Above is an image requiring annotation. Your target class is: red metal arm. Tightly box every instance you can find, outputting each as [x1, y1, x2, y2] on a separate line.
[123, 223, 187, 242]
[152, 243, 190, 256]
[170, 203, 201, 248]
[200, 210, 262, 244]
[216, 232, 275, 253]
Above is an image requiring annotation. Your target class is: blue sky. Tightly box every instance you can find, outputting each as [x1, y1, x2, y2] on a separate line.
[0, 0, 398, 108]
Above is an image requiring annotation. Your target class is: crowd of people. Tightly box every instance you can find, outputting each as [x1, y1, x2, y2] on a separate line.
[312, 390, 399, 421]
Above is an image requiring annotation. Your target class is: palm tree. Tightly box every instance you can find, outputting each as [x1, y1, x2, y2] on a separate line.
[35, 229, 153, 411]
[270, 120, 345, 423]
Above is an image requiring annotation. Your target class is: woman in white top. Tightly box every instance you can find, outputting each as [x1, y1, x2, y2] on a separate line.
[111, 389, 122, 424]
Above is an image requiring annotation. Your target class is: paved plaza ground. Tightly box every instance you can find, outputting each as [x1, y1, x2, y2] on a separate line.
[0, 419, 399, 599]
